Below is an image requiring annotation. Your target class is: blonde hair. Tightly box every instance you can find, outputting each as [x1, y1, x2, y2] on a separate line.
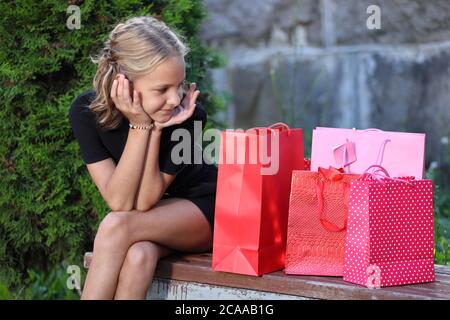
[90, 16, 189, 130]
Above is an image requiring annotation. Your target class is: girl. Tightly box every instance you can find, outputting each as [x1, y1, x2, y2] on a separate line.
[69, 16, 217, 300]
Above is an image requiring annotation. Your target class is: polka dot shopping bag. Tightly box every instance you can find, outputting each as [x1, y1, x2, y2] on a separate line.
[343, 165, 435, 288]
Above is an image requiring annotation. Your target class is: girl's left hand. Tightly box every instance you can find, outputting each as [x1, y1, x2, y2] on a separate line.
[153, 83, 200, 131]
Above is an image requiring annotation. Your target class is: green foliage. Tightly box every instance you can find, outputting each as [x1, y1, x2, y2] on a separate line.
[427, 161, 450, 265]
[0, 0, 224, 291]
[0, 262, 83, 300]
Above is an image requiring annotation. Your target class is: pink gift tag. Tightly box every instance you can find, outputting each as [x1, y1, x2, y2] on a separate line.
[332, 141, 357, 168]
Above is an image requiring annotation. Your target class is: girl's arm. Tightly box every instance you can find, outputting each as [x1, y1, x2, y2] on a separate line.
[134, 83, 200, 211]
[87, 129, 150, 211]
[133, 127, 175, 211]
[87, 74, 154, 211]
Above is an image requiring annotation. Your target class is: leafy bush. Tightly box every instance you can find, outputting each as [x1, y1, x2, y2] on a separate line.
[427, 156, 450, 265]
[0, 0, 224, 291]
[0, 262, 83, 300]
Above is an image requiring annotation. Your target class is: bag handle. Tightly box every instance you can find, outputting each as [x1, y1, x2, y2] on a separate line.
[269, 122, 291, 132]
[248, 122, 290, 131]
[375, 139, 391, 166]
[363, 164, 390, 177]
[248, 122, 291, 136]
[360, 128, 384, 132]
[359, 128, 391, 166]
[338, 128, 391, 170]
[316, 167, 348, 232]
[360, 165, 415, 185]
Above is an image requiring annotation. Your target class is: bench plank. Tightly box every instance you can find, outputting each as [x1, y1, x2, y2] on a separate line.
[83, 252, 450, 300]
[147, 279, 312, 300]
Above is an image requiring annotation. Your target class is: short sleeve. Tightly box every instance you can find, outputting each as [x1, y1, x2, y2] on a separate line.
[68, 92, 112, 164]
[159, 103, 207, 175]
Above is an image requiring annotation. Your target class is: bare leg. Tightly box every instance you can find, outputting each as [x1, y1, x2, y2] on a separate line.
[81, 211, 131, 300]
[81, 198, 212, 300]
[114, 241, 172, 300]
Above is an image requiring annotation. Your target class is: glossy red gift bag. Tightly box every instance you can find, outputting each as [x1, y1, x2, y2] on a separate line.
[285, 167, 360, 276]
[343, 165, 435, 288]
[212, 123, 304, 276]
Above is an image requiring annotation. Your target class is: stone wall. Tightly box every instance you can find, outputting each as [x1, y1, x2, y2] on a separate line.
[200, 0, 450, 161]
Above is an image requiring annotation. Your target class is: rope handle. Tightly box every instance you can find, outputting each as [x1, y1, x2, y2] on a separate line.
[269, 122, 291, 132]
[316, 167, 348, 232]
[316, 180, 348, 232]
[249, 122, 291, 135]
[363, 165, 391, 177]
[360, 165, 415, 185]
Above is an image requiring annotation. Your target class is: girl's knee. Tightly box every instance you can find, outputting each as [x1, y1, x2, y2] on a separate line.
[124, 242, 160, 270]
[94, 211, 132, 249]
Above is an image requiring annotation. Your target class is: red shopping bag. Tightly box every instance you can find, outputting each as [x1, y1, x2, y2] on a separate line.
[343, 165, 435, 288]
[212, 123, 304, 276]
[285, 167, 360, 276]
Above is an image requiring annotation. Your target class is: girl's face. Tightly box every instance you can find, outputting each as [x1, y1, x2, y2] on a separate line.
[133, 56, 186, 123]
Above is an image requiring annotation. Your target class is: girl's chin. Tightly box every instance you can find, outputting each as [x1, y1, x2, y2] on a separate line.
[154, 113, 173, 123]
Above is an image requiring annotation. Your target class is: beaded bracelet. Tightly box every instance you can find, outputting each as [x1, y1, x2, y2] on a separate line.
[129, 122, 155, 130]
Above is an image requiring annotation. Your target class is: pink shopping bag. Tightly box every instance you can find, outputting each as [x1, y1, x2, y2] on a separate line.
[310, 127, 425, 179]
[343, 165, 435, 288]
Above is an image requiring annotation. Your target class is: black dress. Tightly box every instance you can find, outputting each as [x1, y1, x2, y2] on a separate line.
[68, 90, 217, 229]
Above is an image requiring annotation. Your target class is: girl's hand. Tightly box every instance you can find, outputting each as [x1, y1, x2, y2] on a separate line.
[110, 74, 153, 126]
[153, 83, 200, 131]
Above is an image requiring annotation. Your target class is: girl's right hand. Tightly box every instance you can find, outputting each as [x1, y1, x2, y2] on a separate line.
[110, 74, 153, 126]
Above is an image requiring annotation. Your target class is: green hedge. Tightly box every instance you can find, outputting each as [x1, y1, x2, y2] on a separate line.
[0, 0, 224, 289]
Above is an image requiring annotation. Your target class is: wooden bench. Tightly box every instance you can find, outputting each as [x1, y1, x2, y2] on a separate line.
[84, 252, 450, 300]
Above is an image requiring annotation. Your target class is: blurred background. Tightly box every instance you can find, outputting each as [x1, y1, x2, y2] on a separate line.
[0, 0, 449, 299]
[201, 0, 450, 161]
[200, 0, 450, 270]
